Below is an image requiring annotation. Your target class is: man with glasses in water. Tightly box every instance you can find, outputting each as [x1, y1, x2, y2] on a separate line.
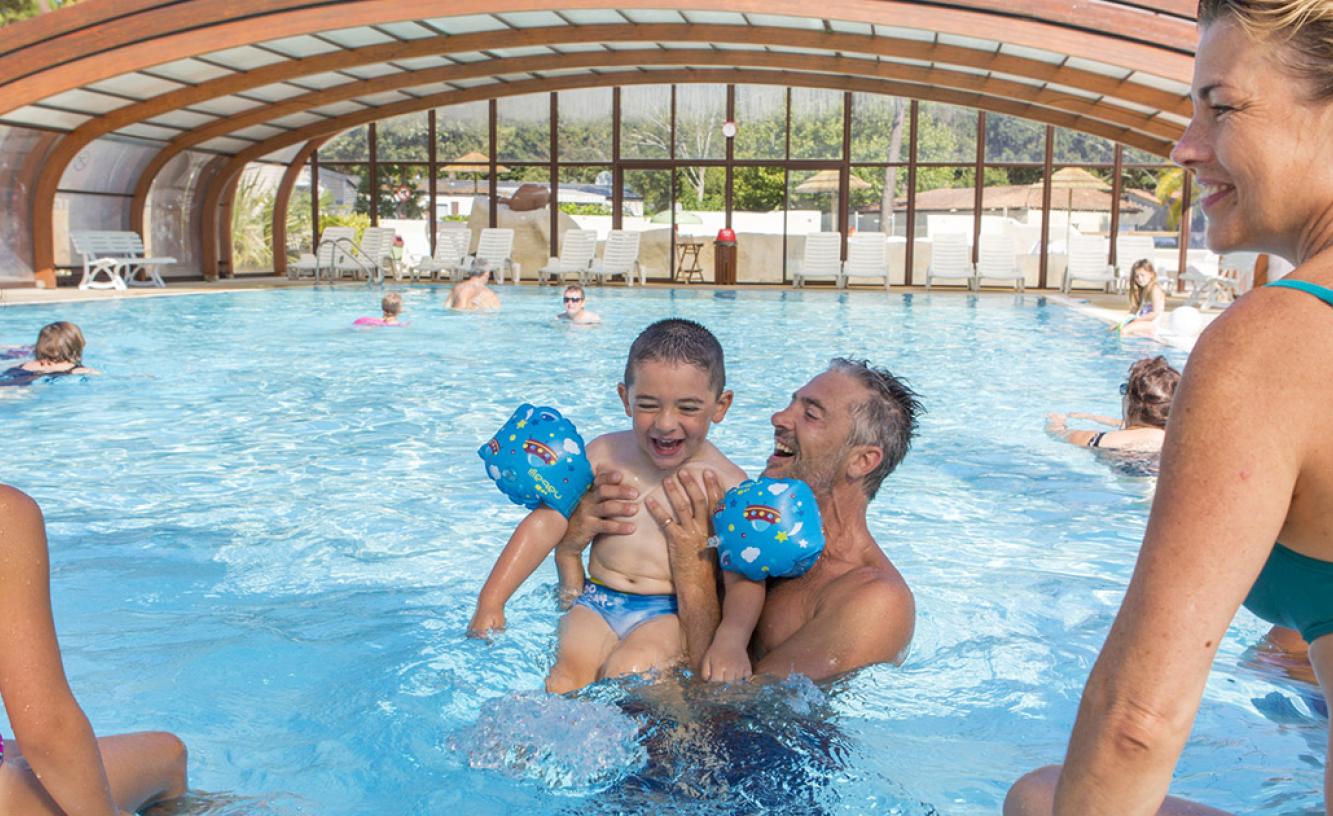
[557, 284, 601, 325]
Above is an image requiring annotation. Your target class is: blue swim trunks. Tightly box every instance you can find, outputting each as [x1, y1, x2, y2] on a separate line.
[574, 580, 678, 639]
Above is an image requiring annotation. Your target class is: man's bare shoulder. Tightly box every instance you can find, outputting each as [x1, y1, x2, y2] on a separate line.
[818, 562, 915, 657]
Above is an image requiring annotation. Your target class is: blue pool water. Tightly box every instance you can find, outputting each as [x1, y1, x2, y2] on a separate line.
[0, 286, 1322, 814]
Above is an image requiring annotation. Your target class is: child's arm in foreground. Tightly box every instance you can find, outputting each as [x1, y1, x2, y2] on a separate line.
[701, 571, 765, 683]
[468, 507, 574, 636]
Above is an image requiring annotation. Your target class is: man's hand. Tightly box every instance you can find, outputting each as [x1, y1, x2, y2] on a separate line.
[467, 605, 505, 639]
[557, 470, 640, 557]
[702, 634, 753, 684]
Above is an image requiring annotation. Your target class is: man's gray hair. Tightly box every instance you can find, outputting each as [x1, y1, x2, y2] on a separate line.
[468, 259, 492, 279]
[828, 358, 923, 500]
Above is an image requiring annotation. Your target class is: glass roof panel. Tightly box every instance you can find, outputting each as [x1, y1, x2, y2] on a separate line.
[114, 123, 181, 141]
[828, 20, 872, 35]
[146, 58, 235, 84]
[680, 10, 747, 25]
[146, 110, 218, 128]
[196, 136, 255, 153]
[496, 11, 567, 28]
[997, 43, 1066, 64]
[291, 72, 359, 90]
[42, 89, 132, 114]
[87, 73, 185, 99]
[394, 56, 453, 70]
[1126, 72, 1190, 95]
[260, 35, 343, 58]
[872, 25, 934, 41]
[423, 15, 508, 34]
[266, 112, 326, 128]
[378, 22, 438, 40]
[937, 33, 999, 51]
[0, 106, 91, 129]
[556, 10, 626, 24]
[342, 63, 405, 80]
[309, 101, 368, 117]
[231, 125, 285, 140]
[319, 27, 397, 48]
[243, 83, 310, 103]
[191, 95, 265, 115]
[746, 14, 825, 30]
[1064, 57, 1133, 80]
[620, 10, 687, 24]
[202, 45, 290, 70]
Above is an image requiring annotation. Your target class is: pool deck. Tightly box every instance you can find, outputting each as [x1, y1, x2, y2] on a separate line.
[1, 277, 1218, 350]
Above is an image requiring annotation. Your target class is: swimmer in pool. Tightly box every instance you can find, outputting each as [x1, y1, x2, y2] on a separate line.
[468, 318, 746, 693]
[354, 292, 404, 327]
[557, 284, 601, 325]
[1045, 356, 1181, 454]
[446, 261, 501, 312]
[1, 322, 98, 387]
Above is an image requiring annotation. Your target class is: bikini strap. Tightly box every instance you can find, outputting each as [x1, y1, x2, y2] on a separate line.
[1267, 279, 1333, 307]
[1087, 431, 1107, 449]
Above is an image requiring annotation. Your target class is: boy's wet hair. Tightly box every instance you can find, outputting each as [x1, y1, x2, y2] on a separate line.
[624, 318, 725, 395]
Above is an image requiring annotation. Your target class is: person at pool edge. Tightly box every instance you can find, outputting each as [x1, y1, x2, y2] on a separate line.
[468, 318, 747, 693]
[557, 284, 601, 325]
[445, 260, 500, 312]
[557, 357, 920, 682]
[1007, 0, 1333, 812]
[0, 485, 188, 814]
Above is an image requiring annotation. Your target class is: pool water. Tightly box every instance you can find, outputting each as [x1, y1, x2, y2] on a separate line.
[0, 286, 1321, 814]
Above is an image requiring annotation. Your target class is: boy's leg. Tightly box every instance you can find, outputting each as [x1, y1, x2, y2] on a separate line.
[547, 605, 618, 694]
[598, 614, 683, 681]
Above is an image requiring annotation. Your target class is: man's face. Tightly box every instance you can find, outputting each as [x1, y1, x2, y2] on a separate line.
[618, 359, 732, 471]
[563, 290, 585, 316]
[764, 369, 866, 493]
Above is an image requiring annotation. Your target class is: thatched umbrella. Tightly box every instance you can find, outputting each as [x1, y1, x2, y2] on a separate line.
[441, 151, 510, 194]
[794, 168, 871, 194]
[1046, 167, 1111, 247]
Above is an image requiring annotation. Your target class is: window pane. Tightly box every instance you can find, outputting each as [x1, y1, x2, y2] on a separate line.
[675, 84, 727, 160]
[321, 125, 369, 162]
[850, 93, 908, 164]
[559, 165, 613, 241]
[977, 167, 1042, 289]
[985, 112, 1045, 163]
[436, 100, 489, 164]
[497, 93, 550, 162]
[916, 102, 976, 163]
[734, 85, 785, 161]
[620, 85, 671, 160]
[789, 87, 843, 160]
[786, 168, 841, 279]
[496, 164, 551, 275]
[914, 165, 976, 243]
[1054, 127, 1114, 164]
[733, 165, 786, 283]
[849, 166, 908, 238]
[1122, 145, 1168, 165]
[559, 88, 613, 162]
[376, 112, 428, 161]
[622, 168, 673, 282]
[378, 162, 429, 262]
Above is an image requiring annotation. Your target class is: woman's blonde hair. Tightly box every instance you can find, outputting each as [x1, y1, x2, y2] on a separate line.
[1127, 259, 1160, 312]
[381, 292, 403, 316]
[34, 321, 85, 366]
[1124, 356, 1182, 429]
[1198, 0, 1333, 100]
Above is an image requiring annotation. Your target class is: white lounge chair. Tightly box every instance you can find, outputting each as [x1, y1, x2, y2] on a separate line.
[975, 234, 1024, 292]
[327, 226, 392, 282]
[289, 226, 356, 280]
[1184, 251, 1256, 309]
[791, 232, 842, 287]
[71, 230, 177, 290]
[462, 228, 517, 283]
[841, 232, 891, 290]
[592, 230, 643, 286]
[1115, 234, 1158, 283]
[1062, 234, 1117, 293]
[925, 234, 976, 290]
[538, 229, 598, 285]
[412, 225, 470, 282]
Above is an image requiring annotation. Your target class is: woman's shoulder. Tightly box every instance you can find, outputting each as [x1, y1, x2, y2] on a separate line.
[0, 484, 43, 527]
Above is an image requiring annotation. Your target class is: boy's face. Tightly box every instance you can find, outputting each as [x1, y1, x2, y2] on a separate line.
[618, 358, 732, 470]
[563, 290, 585, 316]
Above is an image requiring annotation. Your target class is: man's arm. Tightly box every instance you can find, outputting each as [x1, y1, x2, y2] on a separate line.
[647, 471, 726, 673]
[754, 570, 914, 682]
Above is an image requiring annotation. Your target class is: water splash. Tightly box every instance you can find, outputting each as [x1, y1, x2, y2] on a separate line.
[450, 691, 647, 794]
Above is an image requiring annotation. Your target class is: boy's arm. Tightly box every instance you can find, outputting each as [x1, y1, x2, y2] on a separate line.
[702, 573, 765, 683]
[468, 506, 568, 637]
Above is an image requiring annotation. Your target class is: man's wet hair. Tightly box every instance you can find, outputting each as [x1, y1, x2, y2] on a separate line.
[827, 358, 923, 500]
[624, 318, 726, 396]
[468, 259, 492, 279]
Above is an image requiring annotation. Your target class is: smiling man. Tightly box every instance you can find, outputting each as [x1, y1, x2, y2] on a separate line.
[562, 357, 921, 682]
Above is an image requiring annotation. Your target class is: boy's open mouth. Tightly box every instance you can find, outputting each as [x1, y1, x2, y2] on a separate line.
[650, 436, 685, 457]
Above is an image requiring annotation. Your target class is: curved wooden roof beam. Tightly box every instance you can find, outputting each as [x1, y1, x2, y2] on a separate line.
[194, 67, 1177, 278]
[0, 0, 1197, 114]
[126, 48, 1180, 215]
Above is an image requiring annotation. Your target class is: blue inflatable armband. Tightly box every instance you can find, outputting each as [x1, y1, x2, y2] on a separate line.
[711, 477, 824, 581]
[479, 404, 594, 519]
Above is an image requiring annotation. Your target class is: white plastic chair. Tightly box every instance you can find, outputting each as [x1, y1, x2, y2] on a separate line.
[463, 228, 516, 283]
[593, 230, 643, 286]
[841, 232, 891, 290]
[328, 227, 392, 282]
[538, 229, 598, 285]
[975, 234, 1024, 292]
[289, 226, 355, 280]
[925, 234, 976, 291]
[791, 232, 842, 287]
[413, 225, 470, 282]
[1062, 234, 1117, 293]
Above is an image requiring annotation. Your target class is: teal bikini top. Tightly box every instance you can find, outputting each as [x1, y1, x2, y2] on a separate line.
[1241, 278, 1333, 643]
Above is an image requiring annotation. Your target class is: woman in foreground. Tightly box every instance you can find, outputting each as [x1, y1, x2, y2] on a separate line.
[1007, 1, 1333, 812]
[0, 485, 187, 815]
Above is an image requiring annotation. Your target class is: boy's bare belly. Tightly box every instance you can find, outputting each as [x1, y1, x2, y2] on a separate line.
[585, 433, 744, 596]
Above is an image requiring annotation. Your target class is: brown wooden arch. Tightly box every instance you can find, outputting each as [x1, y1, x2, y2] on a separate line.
[195, 68, 1178, 278]
[125, 48, 1181, 234]
[0, 0, 1197, 115]
[270, 137, 329, 278]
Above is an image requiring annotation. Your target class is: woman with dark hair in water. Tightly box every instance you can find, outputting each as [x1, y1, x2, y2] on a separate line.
[1046, 356, 1182, 454]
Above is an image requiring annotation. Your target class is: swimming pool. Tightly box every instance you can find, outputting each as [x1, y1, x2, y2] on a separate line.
[0, 286, 1320, 814]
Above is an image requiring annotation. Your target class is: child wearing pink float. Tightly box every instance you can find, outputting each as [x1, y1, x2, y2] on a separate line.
[354, 292, 406, 327]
